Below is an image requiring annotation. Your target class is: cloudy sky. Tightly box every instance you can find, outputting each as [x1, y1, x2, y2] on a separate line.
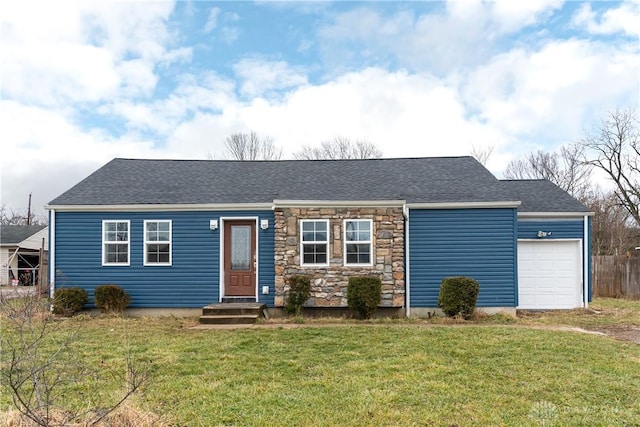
[1, 0, 638, 218]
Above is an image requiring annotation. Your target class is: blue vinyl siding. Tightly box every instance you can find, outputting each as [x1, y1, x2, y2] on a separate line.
[409, 208, 517, 307]
[518, 217, 591, 303]
[53, 210, 275, 308]
[517, 219, 584, 240]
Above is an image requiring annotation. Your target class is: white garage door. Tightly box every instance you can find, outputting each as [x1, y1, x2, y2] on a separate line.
[518, 240, 582, 309]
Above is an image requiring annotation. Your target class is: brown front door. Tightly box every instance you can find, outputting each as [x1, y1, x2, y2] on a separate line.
[224, 220, 256, 297]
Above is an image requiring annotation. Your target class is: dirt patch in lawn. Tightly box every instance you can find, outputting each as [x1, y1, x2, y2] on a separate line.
[525, 324, 640, 345]
[592, 325, 640, 345]
[517, 304, 640, 345]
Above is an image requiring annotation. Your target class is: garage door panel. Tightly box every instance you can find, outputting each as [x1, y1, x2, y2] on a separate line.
[535, 277, 562, 290]
[556, 261, 575, 272]
[519, 260, 535, 272]
[532, 295, 559, 307]
[518, 240, 582, 310]
[534, 260, 555, 271]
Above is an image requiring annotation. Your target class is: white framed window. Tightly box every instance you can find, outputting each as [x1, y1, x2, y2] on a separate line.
[102, 220, 130, 266]
[144, 220, 172, 266]
[300, 219, 329, 266]
[344, 219, 373, 266]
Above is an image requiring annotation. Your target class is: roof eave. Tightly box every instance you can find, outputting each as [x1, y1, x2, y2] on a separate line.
[272, 199, 406, 208]
[518, 211, 594, 218]
[406, 201, 521, 209]
[45, 203, 274, 212]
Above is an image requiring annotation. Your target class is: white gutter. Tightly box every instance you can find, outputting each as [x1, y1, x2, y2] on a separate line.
[272, 199, 406, 208]
[583, 214, 589, 308]
[49, 209, 56, 299]
[46, 200, 410, 211]
[518, 211, 595, 218]
[45, 203, 274, 212]
[403, 204, 410, 317]
[406, 201, 521, 209]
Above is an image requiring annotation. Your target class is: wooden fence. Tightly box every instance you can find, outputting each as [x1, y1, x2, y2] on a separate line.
[592, 256, 640, 299]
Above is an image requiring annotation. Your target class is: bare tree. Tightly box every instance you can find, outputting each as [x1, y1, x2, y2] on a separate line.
[582, 189, 637, 255]
[293, 137, 383, 160]
[0, 205, 47, 226]
[470, 145, 494, 166]
[503, 143, 592, 200]
[580, 108, 640, 227]
[218, 131, 283, 161]
[0, 295, 149, 426]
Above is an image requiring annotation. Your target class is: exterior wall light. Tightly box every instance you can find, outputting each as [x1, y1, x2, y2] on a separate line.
[209, 220, 218, 230]
[260, 219, 269, 230]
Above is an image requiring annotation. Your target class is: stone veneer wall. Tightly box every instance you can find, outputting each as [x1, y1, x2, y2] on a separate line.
[274, 207, 405, 307]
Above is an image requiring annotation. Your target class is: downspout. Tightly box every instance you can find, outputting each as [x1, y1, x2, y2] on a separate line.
[403, 204, 410, 317]
[583, 214, 589, 308]
[49, 209, 56, 299]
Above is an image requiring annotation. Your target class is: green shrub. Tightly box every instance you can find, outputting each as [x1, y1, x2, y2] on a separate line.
[53, 287, 89, 316]
[285, 276, 311, 316]
[347, 276, 382, 319]
[438, 276, 480, 319]
[94, 284, 131, 314]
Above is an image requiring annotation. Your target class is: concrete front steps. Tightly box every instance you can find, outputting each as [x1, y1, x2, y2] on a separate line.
[199, 302, 268, 325]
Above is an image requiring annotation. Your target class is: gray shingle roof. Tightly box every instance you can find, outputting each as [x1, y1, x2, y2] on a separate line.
[501, 179, 589, 213]
[47, 157, 587, 213]
[0, 225, 46, 245]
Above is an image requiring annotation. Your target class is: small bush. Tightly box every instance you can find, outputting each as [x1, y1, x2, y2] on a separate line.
[438, 276, 480, 319]
[94, 284, 131, 314]
[285, 276, 311, 316]
[347, 276, 382, 319]
[53, 287, 88, 316]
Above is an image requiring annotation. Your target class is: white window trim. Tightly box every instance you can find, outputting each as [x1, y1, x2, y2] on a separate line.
[300, 219, 330, 267]
[143, 220, 172, 266]
[102, 220, 130, 266]
[343, 219, 373, 267]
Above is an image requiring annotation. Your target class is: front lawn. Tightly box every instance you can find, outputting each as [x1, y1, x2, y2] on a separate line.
[2, 309, 640, 426]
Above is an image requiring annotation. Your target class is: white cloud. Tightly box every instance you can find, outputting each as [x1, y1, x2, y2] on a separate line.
[0, 100, 157, 215]
[489, 0, 564, 33]
[220, 27, 240, 44]
[572, 1, 640, 36]
[0, 1, 183, 105]
[101, 72, 237, 135]
[204, 7, 221, 33]
[318, 0, 564, 73]
[233, 58, 309, 98]
[117, 59, 159, 97]
[205, 9, 240, 44]
[464, 38, 640, 153]
[1, 42, 120, 105]
[164, 68, 507, 162]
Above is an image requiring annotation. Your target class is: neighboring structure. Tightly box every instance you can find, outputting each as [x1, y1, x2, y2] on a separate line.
[0, 225, 48, 287]
[45, 157, 592, 314]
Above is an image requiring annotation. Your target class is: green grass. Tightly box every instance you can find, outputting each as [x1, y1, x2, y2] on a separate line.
[2, 311, 640, 426]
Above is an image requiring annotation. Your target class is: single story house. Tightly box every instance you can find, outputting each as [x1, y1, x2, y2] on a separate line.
[1, 224, 48, 287]
[46, 157, 592, 315]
